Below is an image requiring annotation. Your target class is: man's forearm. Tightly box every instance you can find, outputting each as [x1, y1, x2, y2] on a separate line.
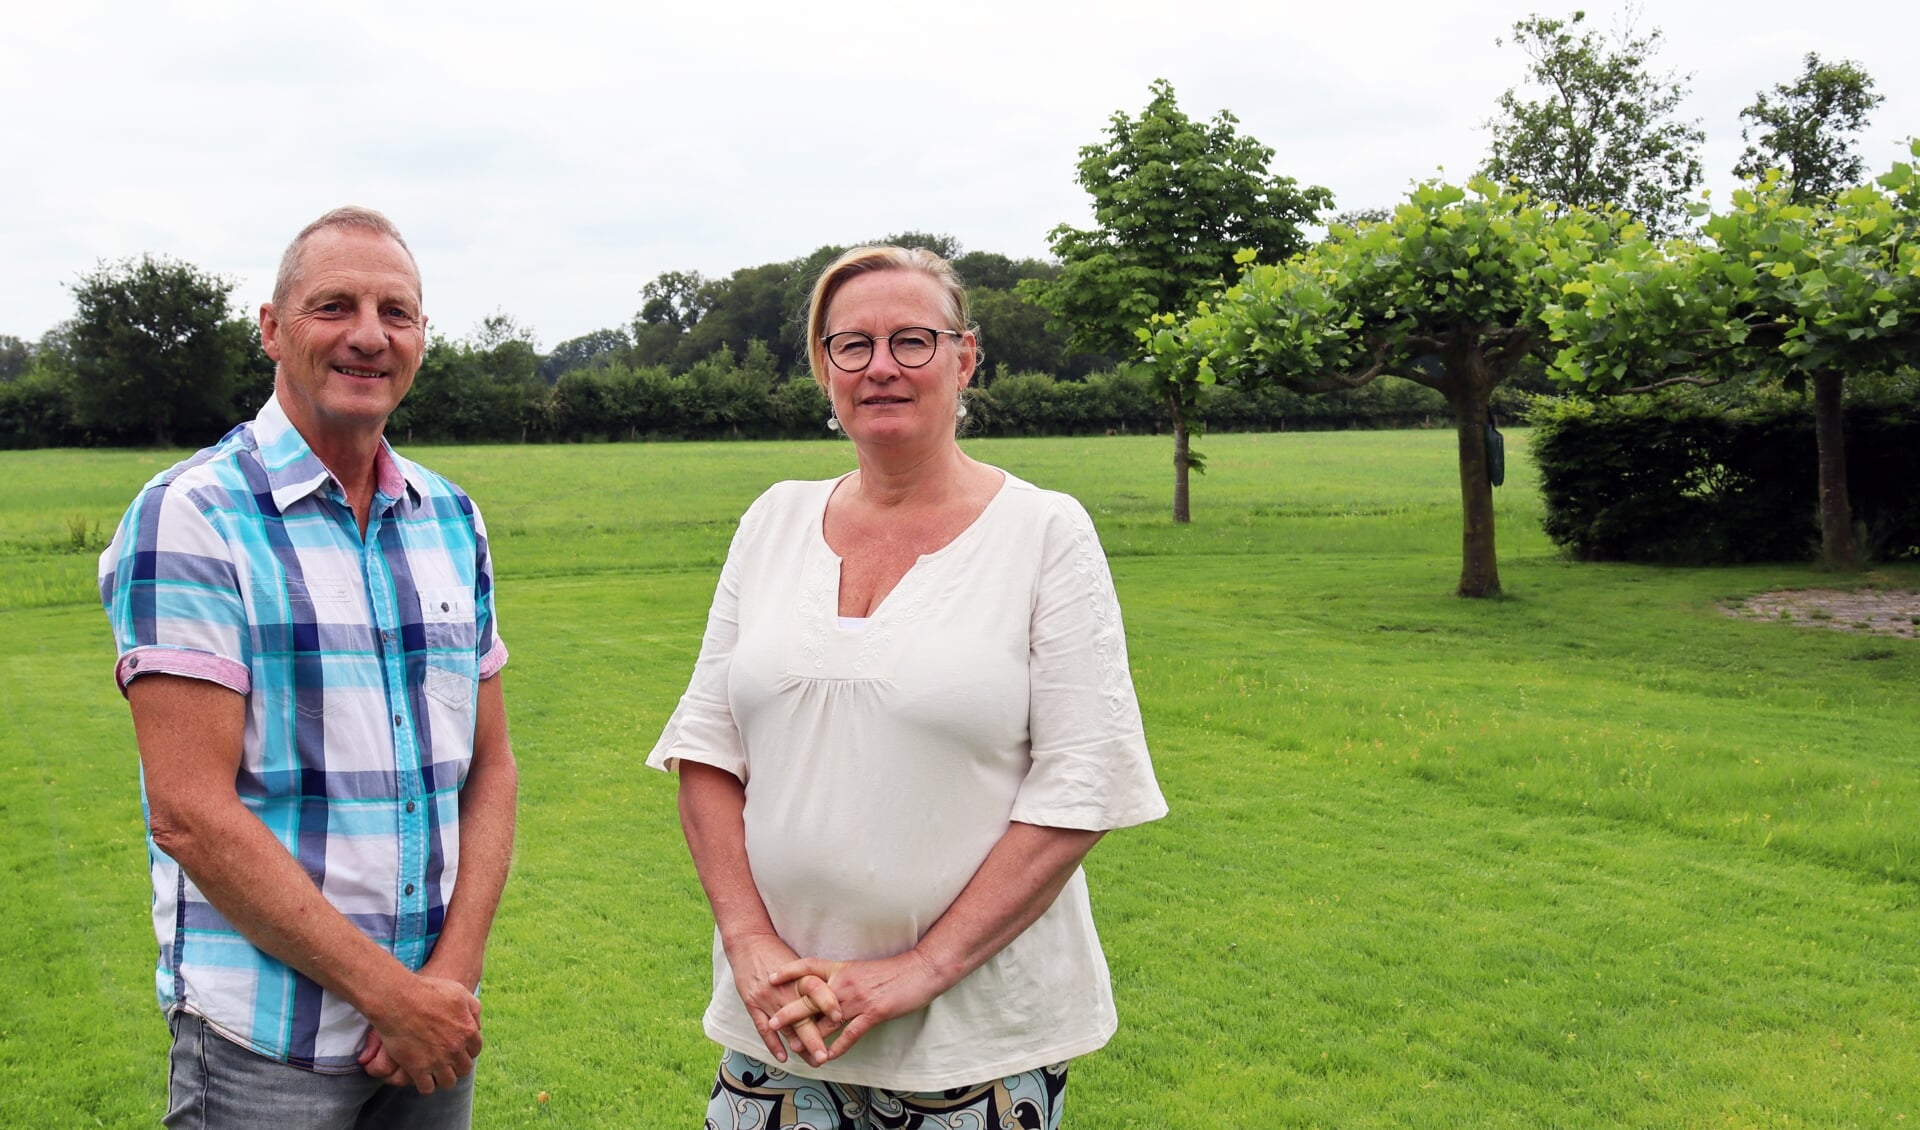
[133, 676, 419, 1017]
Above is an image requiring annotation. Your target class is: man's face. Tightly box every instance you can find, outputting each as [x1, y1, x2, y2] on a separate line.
[261, 227, 425, 448]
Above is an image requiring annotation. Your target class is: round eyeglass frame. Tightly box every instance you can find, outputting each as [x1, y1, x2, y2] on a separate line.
[820, 327, 964, 372]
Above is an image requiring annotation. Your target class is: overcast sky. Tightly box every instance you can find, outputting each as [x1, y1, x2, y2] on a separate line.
[4, 0, 1914, 349]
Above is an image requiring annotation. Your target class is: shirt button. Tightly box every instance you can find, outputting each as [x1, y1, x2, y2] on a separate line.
[393, 714, 403, 726]
[128, 657, 140, 669]
[440, 602, 451, 612]
[404, 883, 415, 896]
[405, 801, 416, 813]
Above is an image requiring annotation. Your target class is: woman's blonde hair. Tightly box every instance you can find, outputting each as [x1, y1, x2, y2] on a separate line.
[804, 245, 978, 391]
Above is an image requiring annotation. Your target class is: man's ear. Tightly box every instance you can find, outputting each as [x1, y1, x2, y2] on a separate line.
[259, 303, 283, 363]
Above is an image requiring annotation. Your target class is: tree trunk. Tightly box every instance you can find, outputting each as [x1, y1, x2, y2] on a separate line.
[1810, 368, 1856, 569]
[1170, 391, 1191, 524]
[1446, 365, 1500, 598]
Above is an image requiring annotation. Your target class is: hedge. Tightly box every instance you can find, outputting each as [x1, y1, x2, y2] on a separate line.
[1530, 394, 1920, 564]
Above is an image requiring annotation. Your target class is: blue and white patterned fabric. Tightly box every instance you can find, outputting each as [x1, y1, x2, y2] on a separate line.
[707, 1052, 1069, 1130]
[98, 395, 507, 1072]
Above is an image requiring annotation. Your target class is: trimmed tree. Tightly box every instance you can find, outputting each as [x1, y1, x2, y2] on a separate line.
[1023, 78, 1330, 522]
[1144, 178, 1623, 596]
[1544, 143, 1920, 569]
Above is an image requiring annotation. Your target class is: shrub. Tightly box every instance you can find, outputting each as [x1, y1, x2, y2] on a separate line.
[1530, 392, 1920, 563]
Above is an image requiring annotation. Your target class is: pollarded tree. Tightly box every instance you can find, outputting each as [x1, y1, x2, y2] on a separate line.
[1733, 53, 1884, 204]
[67, 255, 248, 446]
[1144, 179, 1624, 596]
[1482, 9, 1703, 239]
[1545, 143, 1920, 569]
[1023, 78, 1331, 522]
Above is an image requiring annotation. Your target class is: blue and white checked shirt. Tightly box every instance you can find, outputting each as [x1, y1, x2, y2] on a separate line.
[98, 394, 507, 1072]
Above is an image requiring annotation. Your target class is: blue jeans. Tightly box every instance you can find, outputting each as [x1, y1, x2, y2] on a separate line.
[164, 1011, 474, 1130]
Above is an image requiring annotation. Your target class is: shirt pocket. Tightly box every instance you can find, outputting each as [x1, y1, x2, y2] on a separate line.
[417, 588, 479, 667]
[418, 589, 480, 751]
[425, 664, 476, 712]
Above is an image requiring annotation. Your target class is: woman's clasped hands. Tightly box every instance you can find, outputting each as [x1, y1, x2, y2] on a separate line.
[760, 950, 947, 1068]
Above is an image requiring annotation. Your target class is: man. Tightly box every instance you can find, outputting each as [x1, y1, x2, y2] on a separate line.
[98, 206, 517, 1128]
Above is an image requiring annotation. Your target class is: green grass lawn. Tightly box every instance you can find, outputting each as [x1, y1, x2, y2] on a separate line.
[3, 431, 1916, 1127]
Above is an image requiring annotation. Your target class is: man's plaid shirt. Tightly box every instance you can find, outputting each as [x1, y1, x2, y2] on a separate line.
[99, 395, 507, 1071]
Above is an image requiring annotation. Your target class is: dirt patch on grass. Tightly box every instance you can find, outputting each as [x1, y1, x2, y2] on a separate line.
[1725, 588, 1920, 638]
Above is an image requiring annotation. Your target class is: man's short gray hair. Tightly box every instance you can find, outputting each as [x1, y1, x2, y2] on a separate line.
[272, 206, 421, 311]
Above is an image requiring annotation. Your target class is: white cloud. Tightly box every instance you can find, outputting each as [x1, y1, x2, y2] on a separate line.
[3, 0, 1914, 347]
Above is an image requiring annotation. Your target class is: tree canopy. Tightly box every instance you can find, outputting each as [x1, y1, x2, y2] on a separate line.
[539, 327, 633, 382]
[67, 255, 249, 446]
[1482, 9, 1703, 239]
[1024, 78, 1331, 521]
[1145, 179, 1625, 595]
[1024, 78, 1331, 360]
[1544, 142, 1920, 568]
[1732, 53, 1884, 204]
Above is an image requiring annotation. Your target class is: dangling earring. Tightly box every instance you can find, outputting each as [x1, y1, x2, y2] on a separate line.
[955, 400, 968, 421]
[826, 413, 842, 433]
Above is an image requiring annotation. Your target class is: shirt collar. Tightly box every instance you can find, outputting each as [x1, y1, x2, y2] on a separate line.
[251, 394, 424, 513]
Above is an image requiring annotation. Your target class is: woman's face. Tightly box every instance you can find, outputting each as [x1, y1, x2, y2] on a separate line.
[822, 270, 975, 456]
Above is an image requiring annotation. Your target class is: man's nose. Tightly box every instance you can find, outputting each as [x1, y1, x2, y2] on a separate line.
[345, 307, 389, 353]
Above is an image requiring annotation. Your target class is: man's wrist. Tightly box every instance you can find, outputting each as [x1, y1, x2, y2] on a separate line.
[345, 958, 424, 1028]
[422, 943, 485, 993]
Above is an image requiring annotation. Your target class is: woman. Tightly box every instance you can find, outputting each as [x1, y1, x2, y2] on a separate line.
[647, 245, 1166, 1129]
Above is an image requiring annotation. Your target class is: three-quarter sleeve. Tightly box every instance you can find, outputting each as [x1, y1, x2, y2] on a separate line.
[645, 498, 758, 781]
[98, 480, 251, 696]
[1011, 496, 1168, 830]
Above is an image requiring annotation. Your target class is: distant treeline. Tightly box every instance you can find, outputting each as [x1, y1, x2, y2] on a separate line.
[602, 234, 1116, 384]
[384, 349, 1451, 445]
[0, 231, 1455, 449]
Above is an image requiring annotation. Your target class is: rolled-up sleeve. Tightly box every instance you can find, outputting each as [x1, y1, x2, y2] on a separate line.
[99, 481, 250, 696]
[1011, 498, 1167, 830]
[470, 499, 509, 680]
